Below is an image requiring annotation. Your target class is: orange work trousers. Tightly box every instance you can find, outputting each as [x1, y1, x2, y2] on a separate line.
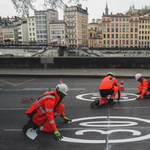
[99, 86, 119, 106]
[39, 102, 65, 133]
[137, 85, 149, 95]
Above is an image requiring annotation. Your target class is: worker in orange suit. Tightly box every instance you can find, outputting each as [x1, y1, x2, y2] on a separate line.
[90, 72, 121, 108]
[135, 73, 150, 100]
[23, 83, 71, 140]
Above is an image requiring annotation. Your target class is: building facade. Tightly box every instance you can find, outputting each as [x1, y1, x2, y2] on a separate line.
[64, 4, 88, 47]
[17, 22, 28, 42]
[34, 9, 58, 43]
[0, 23, 3, 44]
[27, 16, 37, 42]
[2, 26, 14, 43]
[49, 20, 66, 45]
[138, 18, 150, 48]
[88, 19, 102, 47]
[102, 13, 139, 48]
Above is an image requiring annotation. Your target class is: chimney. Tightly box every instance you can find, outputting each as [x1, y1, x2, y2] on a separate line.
[92, 19, 95, 23]
[103, 12, 104, 16]
[7, 16, 9, 21]
[111, 12, 112, 15]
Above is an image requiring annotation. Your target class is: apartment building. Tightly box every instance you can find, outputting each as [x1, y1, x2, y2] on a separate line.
[102, 13, 139, 48]
[17, 21, 28, 42]
[2, 26, 14, 43]
[27, 16, 37, 42]
[49, 20, 66, 45]
[88, 19, 102, 47]
[64, 4, 88, 47]
[34, 9, 58, 43]
[138, 18, 150, 48]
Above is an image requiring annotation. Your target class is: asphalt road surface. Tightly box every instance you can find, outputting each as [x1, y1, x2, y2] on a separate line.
[1, 77, 150, 150]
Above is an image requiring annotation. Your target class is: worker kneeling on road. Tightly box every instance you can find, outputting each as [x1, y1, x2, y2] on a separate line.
[23, 83, 71, 140]
[90, 72, 121, 108]
[135, 73, 150, 100]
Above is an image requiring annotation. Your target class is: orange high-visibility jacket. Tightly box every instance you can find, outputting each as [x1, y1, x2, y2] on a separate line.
[140, 78, 149, 97]
[26, 90, 65, 131]
[99, 75, 120, 90]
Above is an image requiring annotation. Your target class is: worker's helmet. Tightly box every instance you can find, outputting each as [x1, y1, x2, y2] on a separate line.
[56, 83, 68, 95]
[107, 72, 114, 76]
[135, 73, 142, 81]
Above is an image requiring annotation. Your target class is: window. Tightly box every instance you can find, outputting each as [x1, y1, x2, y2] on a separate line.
[111, 18, 114, 21]
[131, 28, 133, 32]
[111, 28, 114, 32]
[107, 28, 110, 32]
[103, 23, 106, 26]
[111, 34, 114, 38]
[116, 18, 118, 21]
[111, 40, 114, 44]
[103, 34, 106, 38]
[135, 28, 138, 32]
[103, 28, 106, 32]
[116, 28, 118, 32]
[107, 40, 110, 44]
[116, 34, 118, 38]
[107, 34, 110, 38]
[130, 34, 133, 38]
[126, 28, 129, 32]
[116, 40, 118, 44]
[126, 40, 128, 44]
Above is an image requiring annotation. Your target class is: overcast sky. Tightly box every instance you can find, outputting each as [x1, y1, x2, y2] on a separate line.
[0, 0, 150, 22]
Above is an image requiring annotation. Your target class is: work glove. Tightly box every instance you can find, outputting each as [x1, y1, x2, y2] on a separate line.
[135, 97, 142, 100]
[63, 116, 72, 123]
[54, 129, 63, 140]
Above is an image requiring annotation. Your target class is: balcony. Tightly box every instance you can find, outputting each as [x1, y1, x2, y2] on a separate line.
[66, 20, 75, 23]
[66, 26, 76, 29]
[65, 15, 75, 18]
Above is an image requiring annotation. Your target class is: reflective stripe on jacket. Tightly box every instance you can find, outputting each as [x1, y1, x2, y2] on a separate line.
[26, 90, 61, 131]
[99, 75, 120, 90]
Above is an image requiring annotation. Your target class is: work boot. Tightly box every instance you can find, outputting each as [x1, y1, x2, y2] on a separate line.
[23, 124, 30, 134]
[108, 98, 114, 105]
[143, 94, 150, 99]
[90, 100, 99, 108]
[22, 120, 36, 134]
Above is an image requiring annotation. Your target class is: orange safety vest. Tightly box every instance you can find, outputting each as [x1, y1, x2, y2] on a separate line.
[26, 90, 61, 131]
[99, 75, 120, 90]
[140, 78, 149, 97]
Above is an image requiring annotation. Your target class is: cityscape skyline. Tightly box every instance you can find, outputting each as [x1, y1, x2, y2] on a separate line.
[1, 0, 150, 22]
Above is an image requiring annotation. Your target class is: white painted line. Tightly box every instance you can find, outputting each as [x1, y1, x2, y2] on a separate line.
[0, 108, 28, 110]
[4, 129, 22, 132]
[113, 107, 150, 109]
[23, 88, 85, 91]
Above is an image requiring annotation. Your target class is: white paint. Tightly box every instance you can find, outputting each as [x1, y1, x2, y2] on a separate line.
[79, 121, 138, 127]
[0, 108, 28, 110]
[60, 116, 150, 144]
[23, 88, 85, 91]
[75, 129, 141, 136]
[76, 92, 138, 102]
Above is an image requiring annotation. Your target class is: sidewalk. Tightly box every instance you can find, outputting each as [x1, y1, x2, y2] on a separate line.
[0, 68, 150, 78]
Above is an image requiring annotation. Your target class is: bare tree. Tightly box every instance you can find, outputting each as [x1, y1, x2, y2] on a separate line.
[11, 0, 83, 17]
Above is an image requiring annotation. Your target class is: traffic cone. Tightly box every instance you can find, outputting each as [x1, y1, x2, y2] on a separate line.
[60, 78, 63, 84]
[120, 78, 125, 91]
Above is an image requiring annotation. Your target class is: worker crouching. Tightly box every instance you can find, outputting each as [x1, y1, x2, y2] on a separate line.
[90, 72, 121, 108]
[23, 83, 71, 140]
[135, 73, 150, 100]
